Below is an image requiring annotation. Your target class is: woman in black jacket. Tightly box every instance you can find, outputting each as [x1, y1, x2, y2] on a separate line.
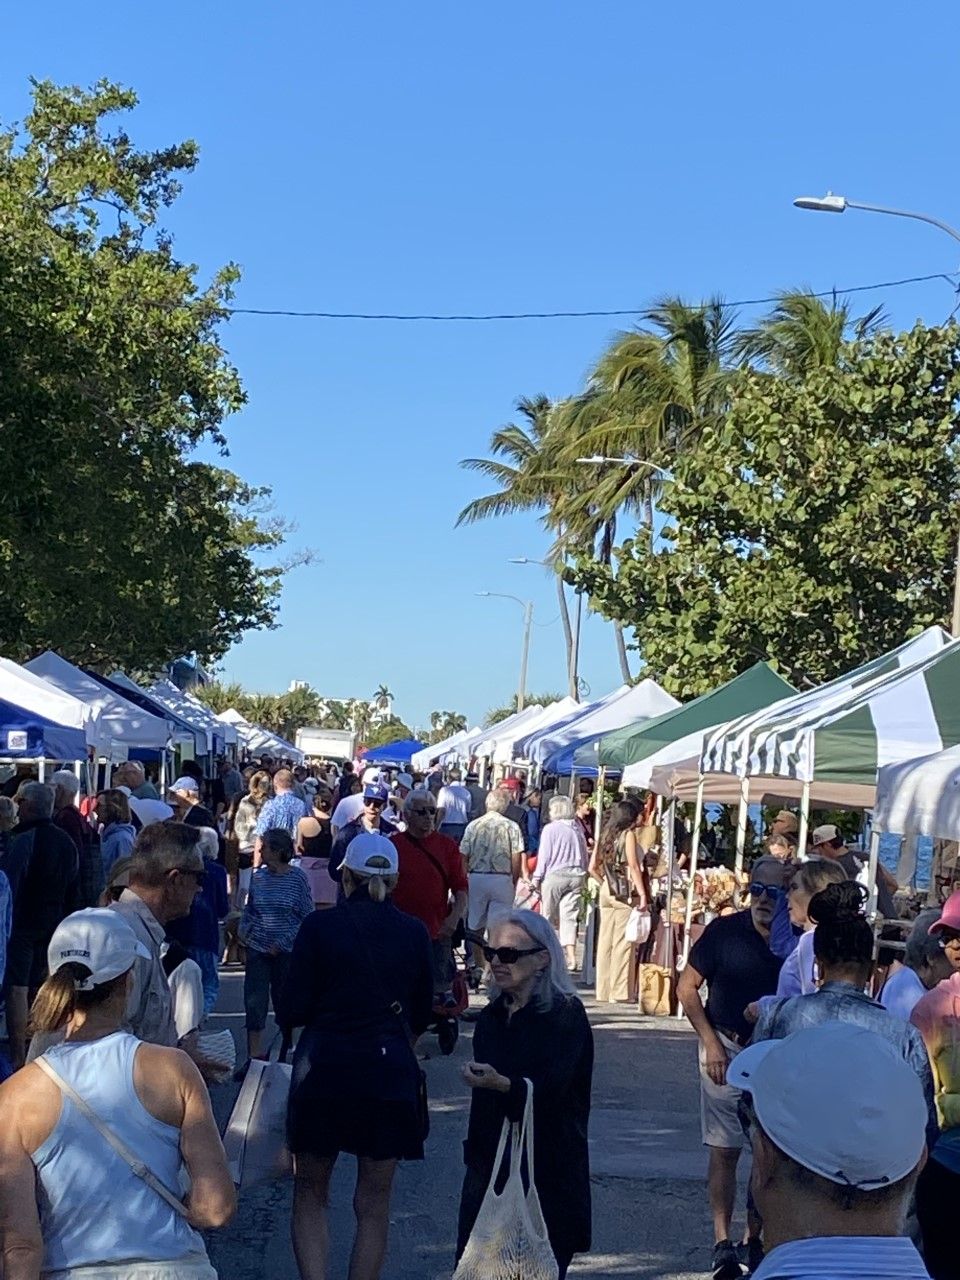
[281, 830, 434, 1280]
[458, 909, 594, 1280]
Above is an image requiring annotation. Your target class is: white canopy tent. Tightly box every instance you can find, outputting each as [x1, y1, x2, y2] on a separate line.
[411, 729, 473, 772]
[27, 651, 169, 753]
[529, 680, 680, 773]
[0, 657, 106, 755]
[108, 671, 207, 754]
[456, 704, 545, 762]
[148, 680, 228, 755]
[874, 745, 960, 887]
[216, 710, 304, 764]
[489, 696, 581, 765]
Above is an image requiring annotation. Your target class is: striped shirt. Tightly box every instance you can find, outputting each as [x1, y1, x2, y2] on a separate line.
[241, 866, 314, 954]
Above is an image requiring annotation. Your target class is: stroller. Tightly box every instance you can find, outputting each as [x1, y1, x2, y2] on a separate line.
[429, 937, 470, 1055]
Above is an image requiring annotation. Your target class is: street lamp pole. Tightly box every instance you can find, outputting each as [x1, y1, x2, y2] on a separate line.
[511, 556, 583, 700]
[793, 191, 960, 636]
[477, 592, 534, 710]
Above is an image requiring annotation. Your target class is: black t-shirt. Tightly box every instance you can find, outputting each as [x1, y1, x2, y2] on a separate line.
[688, 909, 782, 1043]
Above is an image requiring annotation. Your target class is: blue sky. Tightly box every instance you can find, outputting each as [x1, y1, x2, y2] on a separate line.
[4, 2, 959, 730]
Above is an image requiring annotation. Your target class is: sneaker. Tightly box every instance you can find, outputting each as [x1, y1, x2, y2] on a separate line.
[712, 1240, 744, 1280]
[741, 1239, 764, 1275]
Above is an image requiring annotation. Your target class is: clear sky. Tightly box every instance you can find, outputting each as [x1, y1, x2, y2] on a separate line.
[4, 2, 959, 730]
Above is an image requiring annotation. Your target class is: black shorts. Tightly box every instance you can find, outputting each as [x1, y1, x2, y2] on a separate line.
[5, 934, 49, 991]
[288, 1093, 425, 1162]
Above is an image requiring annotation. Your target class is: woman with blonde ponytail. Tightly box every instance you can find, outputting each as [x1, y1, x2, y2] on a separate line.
[0, 908, 235, 1278]
[282, 831, 434, 1280]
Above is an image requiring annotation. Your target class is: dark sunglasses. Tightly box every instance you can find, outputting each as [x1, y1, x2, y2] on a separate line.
[172, 866, 206, 886]
[364, 798, 386, 809]
[410, 806, 435, 816]
[750, 882, 781, 900]
[938, 929, 960, 949]
[482, 944, 546, 965]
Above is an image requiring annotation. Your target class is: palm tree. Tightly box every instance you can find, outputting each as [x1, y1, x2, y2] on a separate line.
[458, 395, 580, 698]
[245, 693, 283, 735]
[277, 685, 322, 739]
[735, 289, 885, 375]
[193, 680, 247, 715]
[429, 709, 468, 743]
[371, 683, 393, 714]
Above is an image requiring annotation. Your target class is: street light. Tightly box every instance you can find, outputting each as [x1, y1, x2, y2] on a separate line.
[576, 455, 677, 482]
[476, 592, 533, 710]
[793, 192, 960, 244]
[511, 558, 583, 700]
[794, 191, 960, 635]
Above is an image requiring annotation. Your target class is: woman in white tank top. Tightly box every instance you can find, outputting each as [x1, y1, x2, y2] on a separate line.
[0, 908, 235, 1279]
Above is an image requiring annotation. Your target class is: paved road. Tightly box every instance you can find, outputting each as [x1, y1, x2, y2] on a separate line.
[205, 972, 731, 1279]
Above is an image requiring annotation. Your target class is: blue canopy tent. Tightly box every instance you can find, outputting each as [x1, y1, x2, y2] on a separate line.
[361, 739, 425, 767]
[0, 697, 87, 761]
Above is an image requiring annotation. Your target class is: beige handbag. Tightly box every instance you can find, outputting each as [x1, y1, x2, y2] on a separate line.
[638, 963, 673, 1016]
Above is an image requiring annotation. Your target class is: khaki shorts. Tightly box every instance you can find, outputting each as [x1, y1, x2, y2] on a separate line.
[698, 1031, 746, 1149]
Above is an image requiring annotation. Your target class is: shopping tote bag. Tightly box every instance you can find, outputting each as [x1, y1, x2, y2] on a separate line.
[452, 1079, 558, 1280]
[222, 1058, 292, 1187]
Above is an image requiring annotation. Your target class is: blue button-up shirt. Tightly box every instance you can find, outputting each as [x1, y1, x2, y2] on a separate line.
[753, 1235, 929, 1280]
[255, 791, 310, 838]
[753, 980, 939, 1151]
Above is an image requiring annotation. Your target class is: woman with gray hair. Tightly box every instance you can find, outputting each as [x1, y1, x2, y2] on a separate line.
[879, 907, 952, 1020]
[458, 909, 593, 1279]
[531, 794, 589, 971]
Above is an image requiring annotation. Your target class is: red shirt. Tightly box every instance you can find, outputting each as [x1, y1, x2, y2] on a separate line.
[391, 831, 468, 940]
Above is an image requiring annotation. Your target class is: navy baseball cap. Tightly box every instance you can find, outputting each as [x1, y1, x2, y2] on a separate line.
[363, 782, 389, 802]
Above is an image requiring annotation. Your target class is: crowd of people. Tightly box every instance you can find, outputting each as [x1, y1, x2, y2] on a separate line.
[2, 752, 960, 1280]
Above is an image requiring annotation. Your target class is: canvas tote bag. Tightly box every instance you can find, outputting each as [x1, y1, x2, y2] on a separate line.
[222, 1058, 293, 1187]
[452, 1079, 558, 1280]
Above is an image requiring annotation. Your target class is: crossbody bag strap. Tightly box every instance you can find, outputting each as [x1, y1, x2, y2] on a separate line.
[35, 1056, 190, 1219]
[344, 909, 415, 1042]
[407, 836, 450, 893]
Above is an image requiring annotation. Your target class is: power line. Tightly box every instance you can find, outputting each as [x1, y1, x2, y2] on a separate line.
[225, 271, 959, 323]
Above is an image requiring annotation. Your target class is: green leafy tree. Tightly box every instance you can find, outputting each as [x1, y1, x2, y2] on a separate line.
[193, 681, 248, 715]
[363, 716, 415, 750]
[484, 691, 563, 727]
[275, 686, 322, 740]
[0, 79, 288, 670]
[575, 320, 960, 695]
[371, 684, 394, 714]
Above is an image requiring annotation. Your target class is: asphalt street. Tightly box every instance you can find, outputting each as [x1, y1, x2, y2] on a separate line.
[205, 971, 734, 1280]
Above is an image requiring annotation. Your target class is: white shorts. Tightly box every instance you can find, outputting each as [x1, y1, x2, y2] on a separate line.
[698, 1031, 746, 1149]
[45, 1255, 217, 1280]
[468, 873, 515, 932]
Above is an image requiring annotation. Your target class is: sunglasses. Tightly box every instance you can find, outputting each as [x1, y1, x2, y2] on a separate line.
[410, 806, 436, 816]
[750, 882, 782, 900]
[482, 944, 546, 965]
[172, 866, 206, 886]
[364, 798, 386, 809]
[938, 930, 960, 949]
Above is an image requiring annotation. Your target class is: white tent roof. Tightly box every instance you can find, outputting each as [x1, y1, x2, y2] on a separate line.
[27, 651, 169, 752]
[411, 728, 471, 772]
[488, 697, 581, 764]
[108, 671, 206, 752]
[622, 726, 716, 790]
[216, 711, 304, 764]
[456, 705, 545, 760]
[527, 680, 680, 769]
[874, 745, 960, 844]
[147, 680, 232, 754]
[183, 688, 237, 748]
[0, 657, 106, 753]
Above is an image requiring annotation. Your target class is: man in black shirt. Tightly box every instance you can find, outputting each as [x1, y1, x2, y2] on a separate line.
[2, 781, 80, 1066]
[678, 856, 785, 1280]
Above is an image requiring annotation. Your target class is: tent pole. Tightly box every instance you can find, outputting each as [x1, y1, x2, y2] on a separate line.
[734, 777, 750, 880]
[866, 828, 882, 924]
[73, 761, 82, 805]
[38, 758, 46, 783]
[681, 777, 705, 971]
[594, 768, 606, 848]
[797, 780, 811, 860]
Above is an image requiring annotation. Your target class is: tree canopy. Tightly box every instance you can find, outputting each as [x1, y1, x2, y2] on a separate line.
[574, 320, 960, 696]
[0, 79, 286, 671]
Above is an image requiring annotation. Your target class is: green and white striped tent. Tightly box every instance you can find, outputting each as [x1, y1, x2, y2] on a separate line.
[700, 626, 959, 797]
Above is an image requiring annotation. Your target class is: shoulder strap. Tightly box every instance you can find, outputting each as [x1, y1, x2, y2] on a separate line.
[35, 1056, 190, 1219]
[406, 835, 450, 891]
[344, 908, 415, 1043]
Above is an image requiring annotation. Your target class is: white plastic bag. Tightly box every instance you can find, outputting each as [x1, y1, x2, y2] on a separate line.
[222, 1059, 292, 1187]
[625, 906, 652, 945]
[453, 1079, 558, 1280]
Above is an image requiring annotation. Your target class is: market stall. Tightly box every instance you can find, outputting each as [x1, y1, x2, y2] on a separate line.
[874, 744, 960, 895]
[360, 738, 425, 767]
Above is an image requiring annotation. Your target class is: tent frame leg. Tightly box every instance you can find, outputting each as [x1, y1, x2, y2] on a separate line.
[680, 777, 705, 974]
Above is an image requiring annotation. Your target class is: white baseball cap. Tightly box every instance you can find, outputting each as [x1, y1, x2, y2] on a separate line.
[338, 831, 399, 876]
[128, 796, 174, 826]
[728, 1023, 927, 1191]
[167, 776, 199, 797]
[48, 908, 151, 991]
